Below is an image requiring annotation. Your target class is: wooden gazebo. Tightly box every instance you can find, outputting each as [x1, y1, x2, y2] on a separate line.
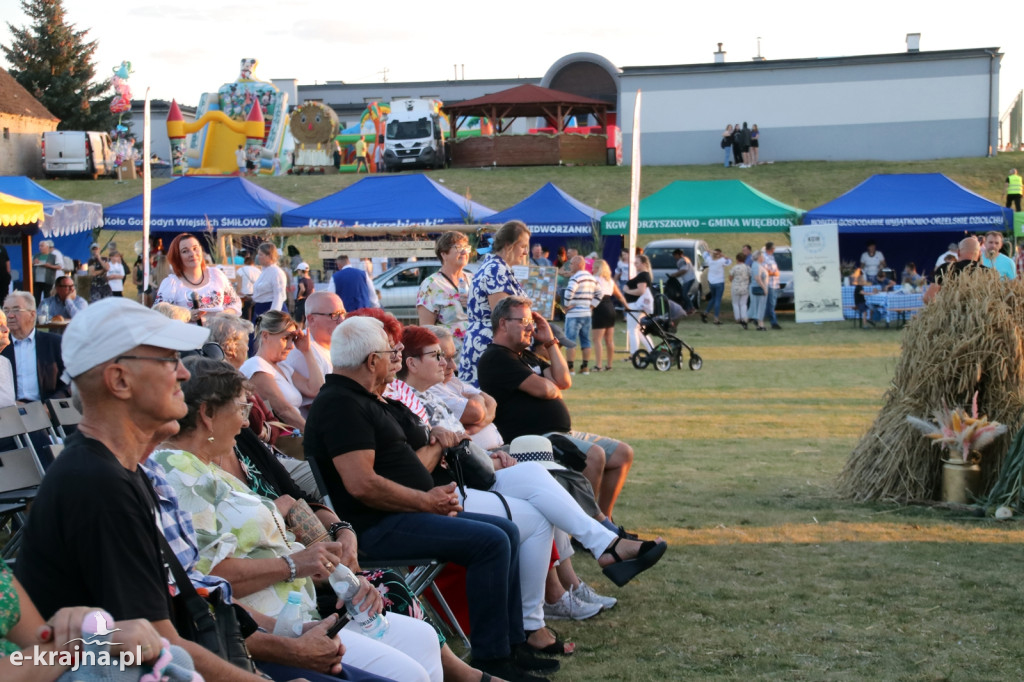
[442, 84, 612, 167]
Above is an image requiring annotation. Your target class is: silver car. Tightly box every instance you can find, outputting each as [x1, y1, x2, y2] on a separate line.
[373, 260, 479, 321]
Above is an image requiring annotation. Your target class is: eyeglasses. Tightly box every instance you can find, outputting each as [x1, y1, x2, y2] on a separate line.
[506, 317, 535, 328]
[113, 352, 182, 371]
[442, 353, 457, 363]
[56, 284, 74, 289]
[367, 345, 403, 362]
[234, 400, 253, 419]
[420, 350, 445, 361]
[308, 311, 345, 321]
[2, 308, 31, 316]
[448, 247, 471, 255]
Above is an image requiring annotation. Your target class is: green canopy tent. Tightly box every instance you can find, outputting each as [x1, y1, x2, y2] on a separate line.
[600, 179, 805, 235]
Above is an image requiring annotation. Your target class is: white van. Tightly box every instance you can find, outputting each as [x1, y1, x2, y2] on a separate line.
[42, 131, 116, 179]
[382, 99, 447, 171]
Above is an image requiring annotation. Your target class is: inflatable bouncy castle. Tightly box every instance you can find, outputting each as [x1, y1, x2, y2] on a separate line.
[169, 58, 288, 175]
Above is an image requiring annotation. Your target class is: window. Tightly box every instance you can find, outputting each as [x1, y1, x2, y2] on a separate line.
[2, 128, 8, 140]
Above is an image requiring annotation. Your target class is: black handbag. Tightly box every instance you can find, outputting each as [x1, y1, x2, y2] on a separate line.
[157, 531, 258, 673]
[547, 434, 589, 472]
[444, 440, 497, 493]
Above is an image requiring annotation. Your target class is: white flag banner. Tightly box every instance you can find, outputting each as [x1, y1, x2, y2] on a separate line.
[791, 223, 843, 323]
[627, 89, 642, 278]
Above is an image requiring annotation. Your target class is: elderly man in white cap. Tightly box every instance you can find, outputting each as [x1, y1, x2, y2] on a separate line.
[13, 298, 363, 682]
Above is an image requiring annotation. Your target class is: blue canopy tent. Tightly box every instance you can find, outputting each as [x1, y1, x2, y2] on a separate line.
[104, 176, 298, 232]
[483, 182, 605, 259]
[0, 177, 102, 287]
[804, 174, 1013, 278]
[281, 174, 496, 229]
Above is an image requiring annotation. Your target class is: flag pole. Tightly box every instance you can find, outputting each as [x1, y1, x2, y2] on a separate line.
[628, 90, 642, 278]
[142, 89, 152, 304]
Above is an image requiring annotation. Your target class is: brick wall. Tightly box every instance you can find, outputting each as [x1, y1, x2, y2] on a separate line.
[0, 114, 58, 177]
[451, 133, 608, 168]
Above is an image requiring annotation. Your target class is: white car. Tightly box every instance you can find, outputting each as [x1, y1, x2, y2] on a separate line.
[373, 260, 478, 320]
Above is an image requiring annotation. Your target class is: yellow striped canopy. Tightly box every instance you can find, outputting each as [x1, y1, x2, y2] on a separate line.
[0, 191, 44, 226]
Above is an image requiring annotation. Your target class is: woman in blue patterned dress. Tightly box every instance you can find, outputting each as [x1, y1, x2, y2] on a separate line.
[458, 220, 531, 386]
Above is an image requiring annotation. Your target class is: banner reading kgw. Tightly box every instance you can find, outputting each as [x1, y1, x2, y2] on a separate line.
[791, 223, 842, 323]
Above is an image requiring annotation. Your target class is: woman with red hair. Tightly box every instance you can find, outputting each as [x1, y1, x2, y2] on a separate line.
[155, 233, 241, 319]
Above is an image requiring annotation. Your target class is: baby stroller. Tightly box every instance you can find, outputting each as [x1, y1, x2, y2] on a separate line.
[626, 293, 703, 371]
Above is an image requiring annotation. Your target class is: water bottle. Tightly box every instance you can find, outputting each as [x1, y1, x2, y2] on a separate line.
[273, 591, 306, 638]
[328, 564, 389, 639]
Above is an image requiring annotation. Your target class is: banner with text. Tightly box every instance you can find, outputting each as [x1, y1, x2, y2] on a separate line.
[791, 223, 843, 323]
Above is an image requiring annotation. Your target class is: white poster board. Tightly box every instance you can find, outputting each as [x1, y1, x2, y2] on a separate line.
[791, 223, 843, 323]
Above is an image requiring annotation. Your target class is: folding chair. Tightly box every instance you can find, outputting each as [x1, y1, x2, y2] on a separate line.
[304, 455, 472, 653]
[48, 398, 82, 439]
[12, 402, 59, 474]
[0, 447, 44, 560]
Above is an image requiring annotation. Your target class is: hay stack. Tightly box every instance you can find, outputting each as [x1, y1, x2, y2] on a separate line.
[836, 269, 1024, 502]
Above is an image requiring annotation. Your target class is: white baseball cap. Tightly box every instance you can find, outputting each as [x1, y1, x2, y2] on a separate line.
[62, 298, 210, 379]
[295, 262, 310, 272]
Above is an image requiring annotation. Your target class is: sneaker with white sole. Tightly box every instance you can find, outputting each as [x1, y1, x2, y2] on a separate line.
[574, 581, 617, 610]
[543, 588, 603, 621]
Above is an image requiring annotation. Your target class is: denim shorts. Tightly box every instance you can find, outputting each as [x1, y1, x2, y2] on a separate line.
[563, 316, 592, 349]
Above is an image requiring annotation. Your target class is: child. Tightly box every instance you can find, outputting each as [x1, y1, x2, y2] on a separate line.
[854, 282, 873, 329]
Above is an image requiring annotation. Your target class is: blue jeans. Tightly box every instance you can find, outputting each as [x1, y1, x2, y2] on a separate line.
[563, 315, 592, 350]
[765, 287, 779, 325]
[704, 282, 725, 318]
[358, 511, 523, 660]
[723, 146, 731, 167]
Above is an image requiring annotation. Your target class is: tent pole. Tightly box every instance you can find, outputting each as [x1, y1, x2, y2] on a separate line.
[142, 90, 152, 304]
[627, 90, 642, 279]
[22, 232, 33, 294]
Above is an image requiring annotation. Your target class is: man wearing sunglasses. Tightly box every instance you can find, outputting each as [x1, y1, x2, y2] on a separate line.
[284, 291, 345, 417]
[38, 275, 88, 321]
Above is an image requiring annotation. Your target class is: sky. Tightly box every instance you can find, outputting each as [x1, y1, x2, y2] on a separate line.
[0, 0, 1021, 115]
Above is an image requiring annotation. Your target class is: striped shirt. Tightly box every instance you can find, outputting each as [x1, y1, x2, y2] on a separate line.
[563, 270, 600, 318]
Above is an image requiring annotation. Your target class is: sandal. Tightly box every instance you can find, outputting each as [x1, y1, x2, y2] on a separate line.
[603, 365, 612, 371]
[601, 537, 668, 587]
[592, 366, 602, 372]
[526, 628, 575, 656]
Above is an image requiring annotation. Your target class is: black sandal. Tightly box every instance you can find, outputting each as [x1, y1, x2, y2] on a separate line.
[526, 628, 575, 656]
[601, 537, 668, 587]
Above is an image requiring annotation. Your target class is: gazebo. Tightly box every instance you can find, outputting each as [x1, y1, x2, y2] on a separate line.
[442, 84, 612, 167]
[0, 192, 45, 291]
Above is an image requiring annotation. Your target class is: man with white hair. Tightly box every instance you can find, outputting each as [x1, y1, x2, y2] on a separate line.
[283, 290, 345, 415]
[32, 240, 61, 303]
[1, 290, 69, 404]
[306, 315, 557, 682]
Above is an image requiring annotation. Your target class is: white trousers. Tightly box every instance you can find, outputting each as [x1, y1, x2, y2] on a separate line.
[625, 304, 653, 355]
[340, 611, 442, 682]
[462, 462, 617, 630]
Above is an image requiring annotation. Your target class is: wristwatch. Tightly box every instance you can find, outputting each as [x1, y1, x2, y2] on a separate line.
[542, 338, 559, 349]
[328, 521, 354, 541]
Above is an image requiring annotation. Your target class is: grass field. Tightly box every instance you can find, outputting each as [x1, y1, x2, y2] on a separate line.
[28, 157, 1024, 679]
[545, 320, 1024, 681]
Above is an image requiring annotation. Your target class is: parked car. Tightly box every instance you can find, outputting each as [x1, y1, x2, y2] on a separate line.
[42, 131, 116, 179]
[643, 238, 710, 288]
[373, 259, 479, 320]
[772, 245, 795, 307]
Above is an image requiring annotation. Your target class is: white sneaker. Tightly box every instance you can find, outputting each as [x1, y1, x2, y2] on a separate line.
[543, 588, 603, 621]
[574, 581, 617, 610]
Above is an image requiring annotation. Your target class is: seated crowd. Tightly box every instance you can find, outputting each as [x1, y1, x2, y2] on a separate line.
[1, 229, 667, 682]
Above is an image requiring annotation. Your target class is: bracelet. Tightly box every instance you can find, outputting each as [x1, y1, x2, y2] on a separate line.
[542, 338, 559, 349]
[282, 555, 296, 582]
[328, 521, 354, 541]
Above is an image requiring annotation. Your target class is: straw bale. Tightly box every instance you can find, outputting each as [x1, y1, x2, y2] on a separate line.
[836, 268, 1024, 502]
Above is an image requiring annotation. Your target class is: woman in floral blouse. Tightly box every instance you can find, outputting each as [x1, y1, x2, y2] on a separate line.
[155, 233, 242, 319]
[417, 231, 472, 355]
[458, 221, 530, 387]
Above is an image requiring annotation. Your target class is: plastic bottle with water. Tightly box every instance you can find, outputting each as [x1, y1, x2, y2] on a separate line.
[273, 591, 306, 638]
[328, 564, 389, 639]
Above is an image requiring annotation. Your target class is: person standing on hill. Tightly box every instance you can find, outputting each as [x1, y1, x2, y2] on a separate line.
[739, 123, 753, 168]
[731, 122, 743, 167]
[1007, 168, 1022, 212]
[354, 135, 369, 173]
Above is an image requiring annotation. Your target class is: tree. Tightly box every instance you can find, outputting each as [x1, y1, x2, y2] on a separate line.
[2, 0, 114, 131]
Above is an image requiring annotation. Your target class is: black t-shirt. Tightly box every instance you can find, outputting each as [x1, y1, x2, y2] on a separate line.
[934, 259, 989, 286]
[624, 271, 652, 303]
[305, 374, 435, 534]
[0, 244, 9, 289]
[478, 343, 572, 442]
[15, 431, 172, 622]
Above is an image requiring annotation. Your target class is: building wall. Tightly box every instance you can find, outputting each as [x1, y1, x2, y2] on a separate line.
[0, 114, 58, 176]
[619, 50, 1000, 165]
[126, 101, 197, 166]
